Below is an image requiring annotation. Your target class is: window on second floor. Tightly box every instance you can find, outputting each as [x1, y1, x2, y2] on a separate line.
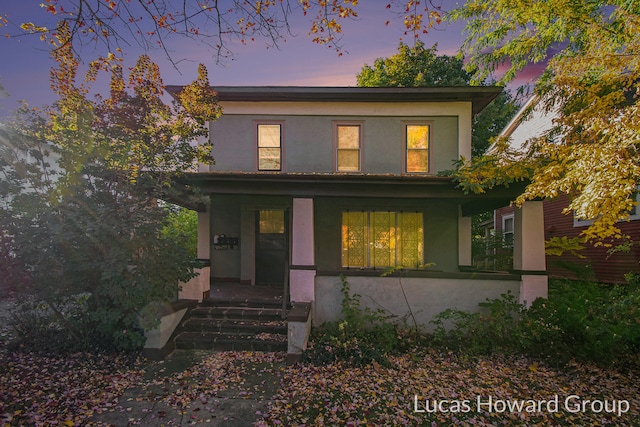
[405, 123, 430, 173]
[335, 123, 362, 172]
[257, 123, 282, 171]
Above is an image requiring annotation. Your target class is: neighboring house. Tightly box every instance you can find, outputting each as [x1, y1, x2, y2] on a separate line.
[492, 96, 640, 284]
[167, 86, 548, 328]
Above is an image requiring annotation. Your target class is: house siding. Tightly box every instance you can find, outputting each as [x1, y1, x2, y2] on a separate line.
[544, 195, 640, 283]
[209, 114, 459, 175]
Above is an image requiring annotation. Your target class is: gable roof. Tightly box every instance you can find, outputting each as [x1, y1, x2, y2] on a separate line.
[165, 85, 502, 116]
[490, 95, 560, 154]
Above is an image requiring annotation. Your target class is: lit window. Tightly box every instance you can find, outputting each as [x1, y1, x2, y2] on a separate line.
[341, 211, 423, 268]
[336, 124, 361, 172]
[259, 210, 285, 234]
[257, 124, 281, 171]
[406, 124, 429, 173]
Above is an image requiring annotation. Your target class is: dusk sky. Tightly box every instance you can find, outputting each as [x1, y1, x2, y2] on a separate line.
[0, 2, 544, 117]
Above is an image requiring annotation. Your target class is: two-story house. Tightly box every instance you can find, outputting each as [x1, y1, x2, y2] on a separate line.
[166, 86, 548, 328]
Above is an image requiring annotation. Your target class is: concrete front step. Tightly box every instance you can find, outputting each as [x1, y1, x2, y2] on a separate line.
[170, 299, 289, 354]
[174, 331, 287, 352]
[182, 318, 287, 334]
[200, 298, 285, 309]
[189, 306, 284, 321]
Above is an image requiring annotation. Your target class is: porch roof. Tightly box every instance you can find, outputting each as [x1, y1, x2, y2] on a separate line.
[170, 172, 526, 216]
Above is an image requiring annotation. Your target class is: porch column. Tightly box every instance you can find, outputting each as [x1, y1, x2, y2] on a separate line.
[289, 198, 315, 303]
[513, 201, 548, 306]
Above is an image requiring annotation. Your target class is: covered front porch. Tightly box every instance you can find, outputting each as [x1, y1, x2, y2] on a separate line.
[177, 172, 548, 312]
[149, 173, 548, 360]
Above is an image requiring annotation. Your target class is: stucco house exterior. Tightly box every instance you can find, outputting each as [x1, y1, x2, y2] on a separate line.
[491, 96, 640, 284]
[167, 86, 548, 329]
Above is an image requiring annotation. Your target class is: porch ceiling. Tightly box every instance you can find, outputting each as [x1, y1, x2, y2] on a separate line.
[171, 172, 527, 215]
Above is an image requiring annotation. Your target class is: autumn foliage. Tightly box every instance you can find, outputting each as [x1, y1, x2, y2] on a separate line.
[0, 22, 220, 351]
[451, 1, 640, 245]
[6, 1, 444, 62]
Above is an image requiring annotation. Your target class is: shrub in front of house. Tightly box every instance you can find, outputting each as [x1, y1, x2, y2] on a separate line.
[304, 276, 424, 367]
[430, 278, 640, 368]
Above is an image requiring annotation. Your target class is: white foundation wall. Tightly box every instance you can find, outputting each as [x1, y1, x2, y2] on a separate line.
[314, 276, 520, 331]
[178, 267, 210, 301]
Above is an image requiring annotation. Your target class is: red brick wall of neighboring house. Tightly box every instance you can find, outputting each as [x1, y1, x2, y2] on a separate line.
[495, 196, 640, 283]
[546, 195, 640, 284]
[543, 196, 594, 281]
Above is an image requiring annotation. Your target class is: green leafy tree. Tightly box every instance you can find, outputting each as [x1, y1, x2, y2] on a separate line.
[0, 22, 220, 351]
[450, 1, 640, 244]
[357, 42, 518, 157]
[161, 206, 198, 260]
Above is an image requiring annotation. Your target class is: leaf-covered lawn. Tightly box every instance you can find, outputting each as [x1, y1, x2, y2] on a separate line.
[0, 352, 144, 426]
[259, 350, 640, 426]
[2, 348, 639, 426]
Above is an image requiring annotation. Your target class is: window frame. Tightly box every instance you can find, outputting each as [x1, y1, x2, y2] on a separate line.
[403, 121, 432, 174]
[341, 210, 424, 269]
[502, 214, 514, 247]
[333, 121, 364, 173]
[256, 121, 284, 171]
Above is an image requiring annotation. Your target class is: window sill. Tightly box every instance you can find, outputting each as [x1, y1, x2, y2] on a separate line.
[318, 269, 523, 281]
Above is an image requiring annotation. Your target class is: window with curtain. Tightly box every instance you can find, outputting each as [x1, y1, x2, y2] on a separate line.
[341, 211, 423, 268]
[257, 124, 281, 170]
[336, 124, 361, 172]
[406, 124, 429, 173]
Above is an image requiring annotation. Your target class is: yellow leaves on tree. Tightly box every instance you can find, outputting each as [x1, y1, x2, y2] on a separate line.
[39, 20, 217, 189]
[451, 1, 640, 244]
[177, 64, 223, 125]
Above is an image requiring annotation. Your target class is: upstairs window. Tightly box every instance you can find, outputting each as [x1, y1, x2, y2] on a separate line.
[336, 123, 362, 172]
[342, 211, 424, 268]
[257, 124, 282, 171]
[405, 124, 430, 173]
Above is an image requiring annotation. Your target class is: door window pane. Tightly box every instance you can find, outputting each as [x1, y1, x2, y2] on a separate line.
[259, 210, 285, 234]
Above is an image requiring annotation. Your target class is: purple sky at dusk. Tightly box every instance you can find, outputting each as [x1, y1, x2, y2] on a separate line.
[0, 2, 544, 117]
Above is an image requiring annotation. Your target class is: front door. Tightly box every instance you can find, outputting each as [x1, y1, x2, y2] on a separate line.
[256, 210, 288, 285]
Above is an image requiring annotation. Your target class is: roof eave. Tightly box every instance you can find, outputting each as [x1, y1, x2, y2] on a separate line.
[165, 85, 502, 116]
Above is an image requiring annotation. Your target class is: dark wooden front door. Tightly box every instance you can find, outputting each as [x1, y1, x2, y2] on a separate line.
[256, 210, 288, 285]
